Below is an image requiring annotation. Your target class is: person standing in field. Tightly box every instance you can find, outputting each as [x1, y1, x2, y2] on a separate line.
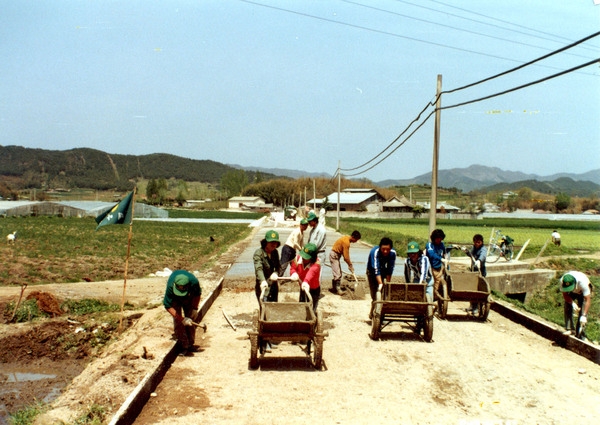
[163, 270, 202, 356]
[366, 237, 397, 319]
[426, 229, 448, 302]
[552, 230, 561, 246]
[329, 230, 361, 295]
[560, 271, 592, 341]
[279, 218, 309, 276]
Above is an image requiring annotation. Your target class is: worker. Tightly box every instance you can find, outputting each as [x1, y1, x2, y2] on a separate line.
[253, 229, 281, 304]
[404, 241, 433, 298]
[467, 234, 487, 315]
[551, 230, 561, 246]
[279, 218, 309, 276]
[329, 230, 361, 295]
[426, 229, 448, 302]
[163, 270, 202, 356]
[306, 211, 327, 265]
[290, 242, 321, 354]
[366, 237, 397, 319]
[560, 271, 592, 341]
[290, 242, 321, 312]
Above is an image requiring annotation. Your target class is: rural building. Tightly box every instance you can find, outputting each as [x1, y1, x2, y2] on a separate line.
[417, 201, 460, 213]
[307, 188, 386, 212]
[227, 196, 272, 211]
[382, 195, 415, 213]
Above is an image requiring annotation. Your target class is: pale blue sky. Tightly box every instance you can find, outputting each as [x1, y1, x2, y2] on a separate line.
[1, 0, 599, 182]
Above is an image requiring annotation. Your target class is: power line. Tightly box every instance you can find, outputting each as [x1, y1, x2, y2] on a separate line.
[237, 0, 563, 66]
[443, 31, 600, 95]
[341, 56, 599, 178]
[343, 0, 596, 60]
[397, 0, 600, 52]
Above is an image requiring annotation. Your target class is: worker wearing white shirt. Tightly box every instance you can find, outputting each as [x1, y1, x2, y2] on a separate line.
[560, 271, 592, 340]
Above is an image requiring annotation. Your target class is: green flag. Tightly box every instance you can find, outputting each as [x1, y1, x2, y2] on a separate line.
[95, 191, 134, 230]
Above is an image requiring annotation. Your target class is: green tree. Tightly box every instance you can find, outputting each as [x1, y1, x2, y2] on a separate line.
[555, 192, 571, 212]
[221, 170, 248, 197]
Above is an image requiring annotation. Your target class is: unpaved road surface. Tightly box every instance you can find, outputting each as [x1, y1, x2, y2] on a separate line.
[132, 225, 600, 425]
[2, 221, 600, 425]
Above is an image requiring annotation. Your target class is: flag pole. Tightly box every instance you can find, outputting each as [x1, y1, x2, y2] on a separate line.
[119, 187, 136, 332]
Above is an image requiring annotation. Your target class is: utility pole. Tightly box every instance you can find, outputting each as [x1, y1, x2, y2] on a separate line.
[336, 161, 341, 231]
[429, 74, 442, 235]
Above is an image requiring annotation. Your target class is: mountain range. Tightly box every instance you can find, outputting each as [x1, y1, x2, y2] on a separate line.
[1, 145, 598, 197]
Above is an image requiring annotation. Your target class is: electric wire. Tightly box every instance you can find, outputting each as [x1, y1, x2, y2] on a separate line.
[343, 0, 596, 60]
[237, 0, 558, 65]
[397, 0, 600, 52]
[340, 56, 599, 178]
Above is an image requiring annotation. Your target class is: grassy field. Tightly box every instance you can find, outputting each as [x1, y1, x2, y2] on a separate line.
[339, 217, 600, 342]
[0, 211, 256, 286]
[338, 217, 600, 258]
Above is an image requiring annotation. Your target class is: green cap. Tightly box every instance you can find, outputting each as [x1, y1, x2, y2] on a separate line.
[306, 211, 318, 222]
[265, 230, 280, 243]
[407, 241, 420, 254]
[300, 243, 318, 260]
[173, 274, 190, 296]
[560, 274, 576, 292]
[300, 218, 309, 225]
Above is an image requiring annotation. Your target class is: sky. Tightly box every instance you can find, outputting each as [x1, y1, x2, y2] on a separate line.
[1, 0, 599, 182]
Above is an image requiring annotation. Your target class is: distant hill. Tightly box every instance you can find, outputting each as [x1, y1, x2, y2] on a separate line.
[228, 164, 331, 179]
[377, 164, 600, 194]
[482, 177, 600, 197]
[0, 145, 277, 191]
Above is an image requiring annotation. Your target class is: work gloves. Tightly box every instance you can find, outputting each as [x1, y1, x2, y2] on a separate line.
[474, 260, 481, 270]
[269, 272, 279, 282]
[183, 317, 193, 327]
[290, 273, 299, 282]
[301, 282, 310, 293]
[260, 281, 268, 291]
[580, 315, 587, 325]
[191, 309, 199, 322]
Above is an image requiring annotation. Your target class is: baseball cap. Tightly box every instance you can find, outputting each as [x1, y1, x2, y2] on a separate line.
[407, 241, 420, 254]
[560, 273, 576, 293]
[300, 218, 309, 225]
[173, 274, 190, 296]
[265, 230, 280, 244]
[300, 243, 318, 260]
[306, 211, 318, 222]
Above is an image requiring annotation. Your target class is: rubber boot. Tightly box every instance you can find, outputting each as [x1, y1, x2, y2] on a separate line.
[334, 279, 344, 295]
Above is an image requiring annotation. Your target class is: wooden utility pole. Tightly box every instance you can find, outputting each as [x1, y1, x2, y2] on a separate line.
[336, 161, 341, 231]
[429, 74, 442, 235]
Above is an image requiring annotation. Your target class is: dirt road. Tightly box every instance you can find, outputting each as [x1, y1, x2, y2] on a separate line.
[3, 222, 600, 424]
[133, 290, 600, 424]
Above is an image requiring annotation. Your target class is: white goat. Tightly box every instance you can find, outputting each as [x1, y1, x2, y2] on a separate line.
[6, 231, 17, 244]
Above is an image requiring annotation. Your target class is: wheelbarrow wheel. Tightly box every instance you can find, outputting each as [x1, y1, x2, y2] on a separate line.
[437, 283, 448, 319]
[479, 296, 491, 321]
[424, 293, 434, 342]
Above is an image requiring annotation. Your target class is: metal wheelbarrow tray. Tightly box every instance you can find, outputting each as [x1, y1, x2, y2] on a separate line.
[370, 283, 435, 342]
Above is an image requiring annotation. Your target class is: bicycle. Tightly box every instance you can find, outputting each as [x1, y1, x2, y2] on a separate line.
[487, 230, 514, 263]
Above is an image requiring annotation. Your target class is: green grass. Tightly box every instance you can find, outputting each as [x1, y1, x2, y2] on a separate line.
[0, 216, 252, 285]
[338, 217, 599, 257]
[8, 402, 46, 425]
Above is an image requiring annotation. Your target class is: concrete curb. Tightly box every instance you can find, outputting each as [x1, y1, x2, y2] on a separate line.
[491, 298, 600, 365]
[108, 276, 225, 425]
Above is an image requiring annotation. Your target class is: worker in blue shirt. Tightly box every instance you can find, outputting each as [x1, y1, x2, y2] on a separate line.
[366, 237, 396, 319]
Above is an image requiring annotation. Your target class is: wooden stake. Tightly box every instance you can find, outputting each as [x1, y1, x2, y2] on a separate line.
[10, 283, 28, 323]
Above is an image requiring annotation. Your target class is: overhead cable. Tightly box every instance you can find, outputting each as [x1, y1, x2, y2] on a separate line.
[443, 31, 600, 95]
